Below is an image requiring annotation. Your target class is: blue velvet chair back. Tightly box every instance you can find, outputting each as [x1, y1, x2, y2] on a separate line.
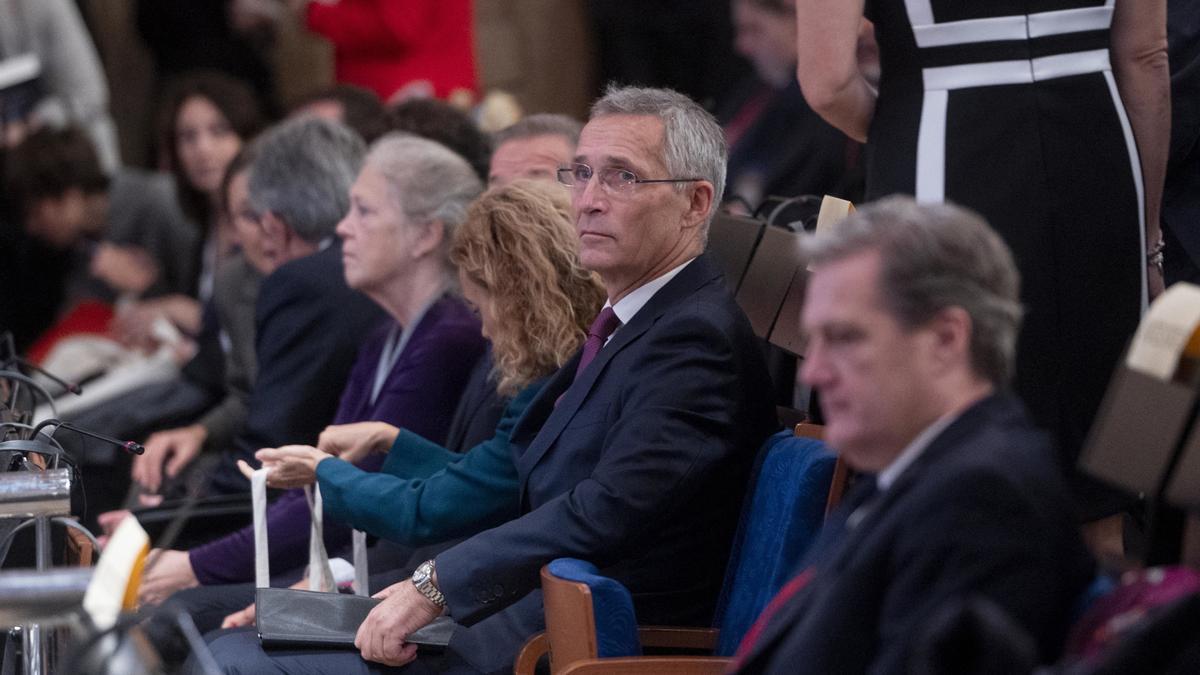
[546, 558, 642, 658]
[712, 430, 836, 656]
[541, 431, 834, 660]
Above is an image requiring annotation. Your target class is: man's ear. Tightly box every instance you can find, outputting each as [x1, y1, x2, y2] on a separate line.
[684, 181, 715, 231]
[926, 306, 973, 373]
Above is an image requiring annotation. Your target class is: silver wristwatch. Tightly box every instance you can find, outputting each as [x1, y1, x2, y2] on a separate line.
[412, 560, 446, 608]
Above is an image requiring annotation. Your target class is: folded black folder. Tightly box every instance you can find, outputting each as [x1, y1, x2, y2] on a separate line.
[255, 588, 456, 652]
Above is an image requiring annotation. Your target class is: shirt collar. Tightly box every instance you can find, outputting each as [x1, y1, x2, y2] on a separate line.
[606, 258, 696, 332]
[876, 410, 960, 491]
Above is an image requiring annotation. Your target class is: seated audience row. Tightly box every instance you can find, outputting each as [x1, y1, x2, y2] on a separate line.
[2, 71, 1103, 674]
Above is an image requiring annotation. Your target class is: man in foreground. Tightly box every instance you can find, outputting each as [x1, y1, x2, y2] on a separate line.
[732, 197, 1094, 673]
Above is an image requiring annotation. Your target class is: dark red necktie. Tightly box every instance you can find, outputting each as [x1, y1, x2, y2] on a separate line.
[574, 307, 622, 380]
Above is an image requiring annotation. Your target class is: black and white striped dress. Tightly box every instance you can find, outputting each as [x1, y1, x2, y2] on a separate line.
[863, 0, 1144, 511]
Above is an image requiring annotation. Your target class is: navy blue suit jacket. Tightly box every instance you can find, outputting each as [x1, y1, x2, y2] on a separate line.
[435, 254, 777, 673]
[208, 243, 383, 493]
[734, 394, 1095, 674]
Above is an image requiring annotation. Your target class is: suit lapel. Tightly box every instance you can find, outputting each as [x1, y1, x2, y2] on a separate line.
[513, 255, 724, 500]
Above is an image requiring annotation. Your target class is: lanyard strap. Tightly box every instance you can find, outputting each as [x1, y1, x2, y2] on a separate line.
[252, 469, 368, 596]
[369, 293, 445, 405]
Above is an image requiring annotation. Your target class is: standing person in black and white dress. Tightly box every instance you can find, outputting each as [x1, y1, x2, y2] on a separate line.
[793, 0, 1170, 526]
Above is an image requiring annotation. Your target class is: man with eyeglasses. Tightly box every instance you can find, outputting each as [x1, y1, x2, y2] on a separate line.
[196, 85, 776, 675]
[368, 82, 776, 674]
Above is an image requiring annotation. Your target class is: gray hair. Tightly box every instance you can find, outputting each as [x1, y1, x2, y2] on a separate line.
[248, 117, 365, 243]
[590, 85, 727, 228]
[802, 196, 1023, 385]
[492, 113, 583, 149]
[364, 133, 484, 263]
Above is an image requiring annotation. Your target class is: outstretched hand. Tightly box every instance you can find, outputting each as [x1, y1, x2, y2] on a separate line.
[237, 445, 331, 489]
[316, 422, 400, 465]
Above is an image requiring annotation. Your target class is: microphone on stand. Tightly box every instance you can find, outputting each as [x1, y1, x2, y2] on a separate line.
[31, 419, 145, 455]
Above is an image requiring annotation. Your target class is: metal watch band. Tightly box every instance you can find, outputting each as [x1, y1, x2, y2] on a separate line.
[413, 561, 447, 608]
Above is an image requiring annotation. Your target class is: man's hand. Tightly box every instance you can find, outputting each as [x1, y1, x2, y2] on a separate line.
[133, 425, 207, 494]
[316, 422, 400, 465]
[138, 549, 199, 606]
[354, 580, 441, 666]
[90, 243, 159, 295]
[112, 295, 203, 352]
[236, 445, 330, 488]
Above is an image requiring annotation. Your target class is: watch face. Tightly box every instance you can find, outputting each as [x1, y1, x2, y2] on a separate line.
[413, 562, 431, 585]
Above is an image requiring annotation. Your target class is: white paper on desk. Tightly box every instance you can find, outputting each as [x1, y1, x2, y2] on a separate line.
[83, 516, 149, 630]
[1125, 283, 1200, 381]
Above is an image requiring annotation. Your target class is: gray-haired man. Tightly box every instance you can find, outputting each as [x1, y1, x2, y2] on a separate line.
[138, 117, 384, 604]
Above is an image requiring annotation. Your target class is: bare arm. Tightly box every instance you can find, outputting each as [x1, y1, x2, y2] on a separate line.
[795, 0, 875, 142]
[1111, 0, 1170, 296]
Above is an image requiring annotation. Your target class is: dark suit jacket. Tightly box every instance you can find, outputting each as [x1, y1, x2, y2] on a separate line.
[444, 349, 508, 456]
[207, 243, 383, 494]
[435, 254, 778, 673]
[734, 394, 1095, 674]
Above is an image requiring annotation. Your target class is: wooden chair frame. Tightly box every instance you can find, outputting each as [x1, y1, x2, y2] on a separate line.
[515, 422, 849, 674]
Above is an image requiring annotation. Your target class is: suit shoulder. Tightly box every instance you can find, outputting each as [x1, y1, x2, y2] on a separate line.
[261, 247, 349, 302]
[658, 277, 756, 341]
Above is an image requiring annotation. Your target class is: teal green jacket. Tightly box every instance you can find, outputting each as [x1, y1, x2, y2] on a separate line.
[316, 380, 543, 545]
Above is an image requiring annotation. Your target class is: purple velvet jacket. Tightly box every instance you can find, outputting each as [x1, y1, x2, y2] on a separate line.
[189, 295, 485, 584]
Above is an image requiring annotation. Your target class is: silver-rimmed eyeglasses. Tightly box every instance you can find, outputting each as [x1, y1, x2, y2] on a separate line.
[556, 163, 704, 193]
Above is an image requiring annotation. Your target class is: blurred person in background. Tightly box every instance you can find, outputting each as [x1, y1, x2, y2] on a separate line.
[487, 113, 581, 188]
[386, 98, 492, 182]
[719, 0, 860, 214]
[1, 127, 191, 351]
[283, 0, 477, 104]
[0, 0, 121, 172]
[113, 71, 266, 352]
[290, 83, 389, 144]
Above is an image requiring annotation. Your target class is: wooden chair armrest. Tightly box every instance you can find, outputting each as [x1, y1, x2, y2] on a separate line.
[514, 631, 549, 675]
[636, 626, 720, 651]
[561, 656, 732, 675]
[65, 521, 94, 567]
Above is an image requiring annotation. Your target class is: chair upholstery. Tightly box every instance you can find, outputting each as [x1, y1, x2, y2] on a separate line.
[711, 430, 835, 656]
[522, 428, 836, 673]
[546, 559, 642, 659]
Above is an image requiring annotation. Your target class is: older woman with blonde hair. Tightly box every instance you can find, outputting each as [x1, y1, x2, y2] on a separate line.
[214, 180, 605, 631]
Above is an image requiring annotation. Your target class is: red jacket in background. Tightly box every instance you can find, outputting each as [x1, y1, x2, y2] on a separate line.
[306, 0, 477, 102]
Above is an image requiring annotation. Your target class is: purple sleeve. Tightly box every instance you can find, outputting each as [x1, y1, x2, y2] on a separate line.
[188, 300, 484, 585]
[189, 453, 388, 584]
[189, 488, 306, 585]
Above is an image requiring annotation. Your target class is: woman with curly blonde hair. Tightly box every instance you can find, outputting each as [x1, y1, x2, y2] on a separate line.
[452, 180, 604, 396]
[218, 180, 604, 630]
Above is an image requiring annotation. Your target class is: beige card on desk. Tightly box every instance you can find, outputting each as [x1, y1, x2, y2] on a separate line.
[814, 196, 855, 234]
[1125, 283, 1200, 382]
